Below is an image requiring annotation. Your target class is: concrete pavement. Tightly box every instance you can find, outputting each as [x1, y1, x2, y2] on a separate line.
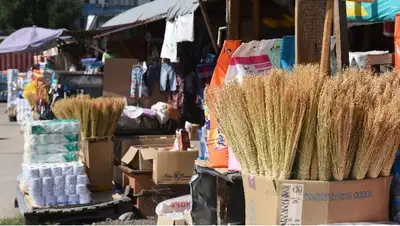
[0, 103, 23, 218]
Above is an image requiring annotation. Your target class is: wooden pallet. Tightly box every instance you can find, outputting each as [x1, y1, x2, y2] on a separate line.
[16, 187, 133, 224]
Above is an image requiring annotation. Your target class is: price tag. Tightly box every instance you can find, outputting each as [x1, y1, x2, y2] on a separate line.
[279, 184, 304, 225]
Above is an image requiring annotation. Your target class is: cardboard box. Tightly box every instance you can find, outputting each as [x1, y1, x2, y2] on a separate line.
[242, 173, 392, 225]
[121, 146, 198, 185]
[122, 172, 156, 216]
[81, 137, 114, 192]
[153, 151, 198, 185]
[121, 146, 156, 171]
[117, 135, 175, 160]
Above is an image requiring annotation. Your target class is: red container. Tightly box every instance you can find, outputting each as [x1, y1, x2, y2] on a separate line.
[0, 52, 37, 72]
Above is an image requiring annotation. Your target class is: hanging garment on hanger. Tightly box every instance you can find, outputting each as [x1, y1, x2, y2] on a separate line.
[160, 21, 178, 62]
[130, 62, 147, 98]
[144, 63, 161, 96]
[159, 63, 177, 92]
[174, 13, 195, 42]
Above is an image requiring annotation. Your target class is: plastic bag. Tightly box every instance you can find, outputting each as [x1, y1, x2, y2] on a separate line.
[225, 39, 276, 83]
[392, 149, 400, 222]
[155, 195, 191, 220]
[206, 40, 241, 168]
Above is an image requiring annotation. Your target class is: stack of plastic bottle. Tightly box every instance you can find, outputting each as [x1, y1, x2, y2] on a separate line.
[0, 71, 7, 101]
[22, 120, 92, 207]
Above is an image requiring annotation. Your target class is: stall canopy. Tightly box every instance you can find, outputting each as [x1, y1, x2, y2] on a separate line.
[0, 27, 64, 54]
[346, 0, 400, 23]
[101, 0, 199, 30]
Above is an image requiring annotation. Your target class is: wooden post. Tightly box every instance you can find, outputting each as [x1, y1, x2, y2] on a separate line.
[295, 0, 326, 64]
[199, 0, 219, 53]
[320, 0, 334, 74]
[252, 0, 260, 40]
[227, 0, 240, 40]
[334, 0, 349, 70]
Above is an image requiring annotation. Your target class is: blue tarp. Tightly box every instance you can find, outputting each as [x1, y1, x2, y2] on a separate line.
[0, 27, 64, 54]
[346, 0, 400, 23]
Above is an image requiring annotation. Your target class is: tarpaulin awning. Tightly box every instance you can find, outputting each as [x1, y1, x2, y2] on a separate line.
[346, 0, 400, 23]
[0, 27, 65, 54]
[101, 0, 199, 29]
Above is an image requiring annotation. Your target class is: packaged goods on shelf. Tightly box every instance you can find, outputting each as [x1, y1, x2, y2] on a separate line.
[24, 133, 79, 145]
[22, 162, 91, 207]
[25, 120, 80, 135]
[24, 142, 79, 154]
[23, 152, 78, 164]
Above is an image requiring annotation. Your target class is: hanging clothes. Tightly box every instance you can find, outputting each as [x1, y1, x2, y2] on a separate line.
[144, 63, 161, 96]
[159, 63, 177, 92]
[168, 74, 184, 110]
[161, 20, 178, 62]
[161, 14, 195, 62]
[174, 13, 195, 42]
[130, 62, 147, 98]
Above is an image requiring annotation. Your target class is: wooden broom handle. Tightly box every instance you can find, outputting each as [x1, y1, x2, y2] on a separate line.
[320, 0, 335, 74]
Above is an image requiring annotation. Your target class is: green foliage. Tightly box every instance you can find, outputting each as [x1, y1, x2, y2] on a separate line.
[0, 215, 24, 225]
[0, 0, 82, 31]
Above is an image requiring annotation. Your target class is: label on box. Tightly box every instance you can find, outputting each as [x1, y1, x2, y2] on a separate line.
[279, 183, 304, 225]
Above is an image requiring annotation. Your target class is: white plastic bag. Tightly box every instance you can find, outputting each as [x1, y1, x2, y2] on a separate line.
[156, 195, 192, 220]
[225, 39, 277, 83]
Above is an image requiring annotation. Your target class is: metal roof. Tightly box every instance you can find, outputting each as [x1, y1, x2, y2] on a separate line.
[101, 0, 199, 29]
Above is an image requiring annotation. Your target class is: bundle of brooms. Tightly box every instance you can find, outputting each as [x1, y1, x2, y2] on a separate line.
[52, 95, 124, 138]
[205, 65, 400, 181]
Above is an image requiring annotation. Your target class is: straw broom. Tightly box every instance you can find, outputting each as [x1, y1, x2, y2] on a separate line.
[264, 69, 286, 179]
[224, 81, 260, 175]
[279, 73, 307, 179]
[110, 99, 125, 136]
[367, 91, 400, 178]
[243, 75, 271, 176]
[292, 65, 325, 180]
[205, 81, 259, 174]
[205, 86, 251, 173]
[317, 78, 335, 181]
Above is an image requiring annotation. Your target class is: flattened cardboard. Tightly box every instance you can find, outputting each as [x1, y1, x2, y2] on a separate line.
[242, 173, 391, 225]
[81, 137, 114, 192]
[121, 147, 158, 171]
[103, 58, 138, 98]
[153, 151, 198, 185]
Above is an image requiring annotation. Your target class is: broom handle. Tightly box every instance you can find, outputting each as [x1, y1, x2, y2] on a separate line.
[320, 0, 334, 74]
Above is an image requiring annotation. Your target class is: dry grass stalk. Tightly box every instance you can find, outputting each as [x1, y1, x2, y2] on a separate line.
[279, 73, 308, 179]
[243, 76, 271, 176]
[317, 78, 335, 181]
[206, 66, 400, 181]
[263, 69, 286, 179]
[224, 82, 259, 175]
[366, 91, 400, 178]
[205, 85, 251, 173]
[53, 96, 124, 138]
[293, 65, 325, 180]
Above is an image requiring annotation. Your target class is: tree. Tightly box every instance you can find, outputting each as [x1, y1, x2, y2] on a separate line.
[48, 0, 83, 29]
[0, 0, 82, 32]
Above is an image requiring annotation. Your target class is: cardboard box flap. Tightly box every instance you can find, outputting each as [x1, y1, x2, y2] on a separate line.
[140, 148, 157, 160]
[121, 146, 140, 164]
